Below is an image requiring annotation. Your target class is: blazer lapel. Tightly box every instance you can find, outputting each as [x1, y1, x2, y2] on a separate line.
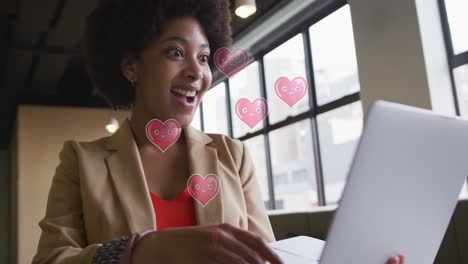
[185, 126, 224, 226]
[105, 119, 156, 233]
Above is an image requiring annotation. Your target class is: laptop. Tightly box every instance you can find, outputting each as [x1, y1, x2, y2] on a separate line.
[269, 100, 468, 263]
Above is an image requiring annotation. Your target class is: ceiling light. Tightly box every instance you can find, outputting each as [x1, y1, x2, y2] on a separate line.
[106, 117, 119, 133]
[235, 0, 257, 19]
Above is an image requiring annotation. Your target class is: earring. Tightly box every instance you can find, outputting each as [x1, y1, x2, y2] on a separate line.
[130, 80, 136, 89]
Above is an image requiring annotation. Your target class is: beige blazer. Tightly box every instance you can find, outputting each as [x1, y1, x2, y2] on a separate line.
[33, 119, 275, 264]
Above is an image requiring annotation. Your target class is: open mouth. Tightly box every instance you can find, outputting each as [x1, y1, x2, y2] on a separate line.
[171, 88, 199, 104]
[187, 96, 195, 103]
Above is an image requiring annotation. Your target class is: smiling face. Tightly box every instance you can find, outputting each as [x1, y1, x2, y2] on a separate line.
[122, 16, 212, 128]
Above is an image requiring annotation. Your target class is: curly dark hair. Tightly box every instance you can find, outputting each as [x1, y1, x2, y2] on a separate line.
[83, 0, 232, 109]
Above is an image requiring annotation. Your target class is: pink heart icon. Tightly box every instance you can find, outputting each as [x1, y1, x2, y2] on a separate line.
[274, 76, 308, 107]
[145, 119, 181, 152]
[187, 174, 221, 207]
[214, 47, 248, 78]
[235, 98, 268, 129]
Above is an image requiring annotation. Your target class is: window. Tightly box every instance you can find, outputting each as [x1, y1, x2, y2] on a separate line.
[309, 5, 360, 106]
[243, 135, 270, 202]
[443, 0, 468, 55]
[317, 101, 363, 204]
[440, 0, 468, 117]
[228, 62, 264, 138]
[201, 2, 362, 210]
[191, 107, 202, 130]
[202, 83, 229, 135]
[264, 34, 310, 124]
[269, 119, 318, 210]
[453, 65, 468, 116]
[460, 181, 468, 199]
[440, 0, 468, 198]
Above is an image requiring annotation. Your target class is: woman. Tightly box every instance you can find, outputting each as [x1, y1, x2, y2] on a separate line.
[33, 0, 404, 263]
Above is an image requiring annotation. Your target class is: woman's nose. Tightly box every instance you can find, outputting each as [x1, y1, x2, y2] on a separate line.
[184, 58, 203, 80]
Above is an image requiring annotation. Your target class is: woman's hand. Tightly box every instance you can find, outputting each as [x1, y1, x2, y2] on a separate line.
[132, 223, 284, 264]
[387, 255, 405, 264]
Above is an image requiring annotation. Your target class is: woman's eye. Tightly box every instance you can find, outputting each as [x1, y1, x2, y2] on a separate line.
[168, 48, 184, 59]
[200, 54, 209, 63]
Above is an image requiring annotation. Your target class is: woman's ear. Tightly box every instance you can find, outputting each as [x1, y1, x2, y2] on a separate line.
[121, 53, 138, 82]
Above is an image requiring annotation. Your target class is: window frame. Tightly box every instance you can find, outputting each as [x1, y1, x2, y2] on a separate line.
[439, 0, 468, 196]
[200, 0, 361, 209]
[438, 0, 468, 116]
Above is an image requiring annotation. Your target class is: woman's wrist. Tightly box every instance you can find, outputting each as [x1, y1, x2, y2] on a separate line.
[114, 230, 152, 264]
[92, 236, 129, 264]
[130, 230, 165, 264]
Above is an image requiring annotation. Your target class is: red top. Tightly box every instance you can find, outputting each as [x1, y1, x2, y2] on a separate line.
[149, 187, 197, 230]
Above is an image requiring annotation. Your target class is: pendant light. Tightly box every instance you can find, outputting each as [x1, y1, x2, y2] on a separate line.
[235, 0, 257, 18]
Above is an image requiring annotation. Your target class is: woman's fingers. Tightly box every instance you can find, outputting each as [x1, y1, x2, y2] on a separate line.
[214, 228, 264, 264]
[221, 223, 284, 264]
[386, 256, 399, 264]
[212, 244, 261, 264]
[386, 255, 405, 264]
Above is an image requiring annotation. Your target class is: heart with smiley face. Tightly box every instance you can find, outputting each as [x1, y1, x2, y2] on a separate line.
[145, 119, 181, 152]
[235, 98, 269, 129]
[214, 47, 248, 78]
[274, 76, 308, 107]
[187, 174, 221, 207]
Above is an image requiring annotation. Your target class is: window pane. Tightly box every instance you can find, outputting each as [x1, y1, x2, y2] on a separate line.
[309, 5, 360, 106]
[202, 83, 229, 135]
[445, 0, 468, 55]
[243, 135, 270, 203]
[269, 119, 318, 210]
[192, 107, 202, 130]
[264, 34, 310, 124]
[317, 101, 363, 205]
[229, 62, 264, 138]
[459, 179, 468, 199]
[454, 64, 468, 117]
